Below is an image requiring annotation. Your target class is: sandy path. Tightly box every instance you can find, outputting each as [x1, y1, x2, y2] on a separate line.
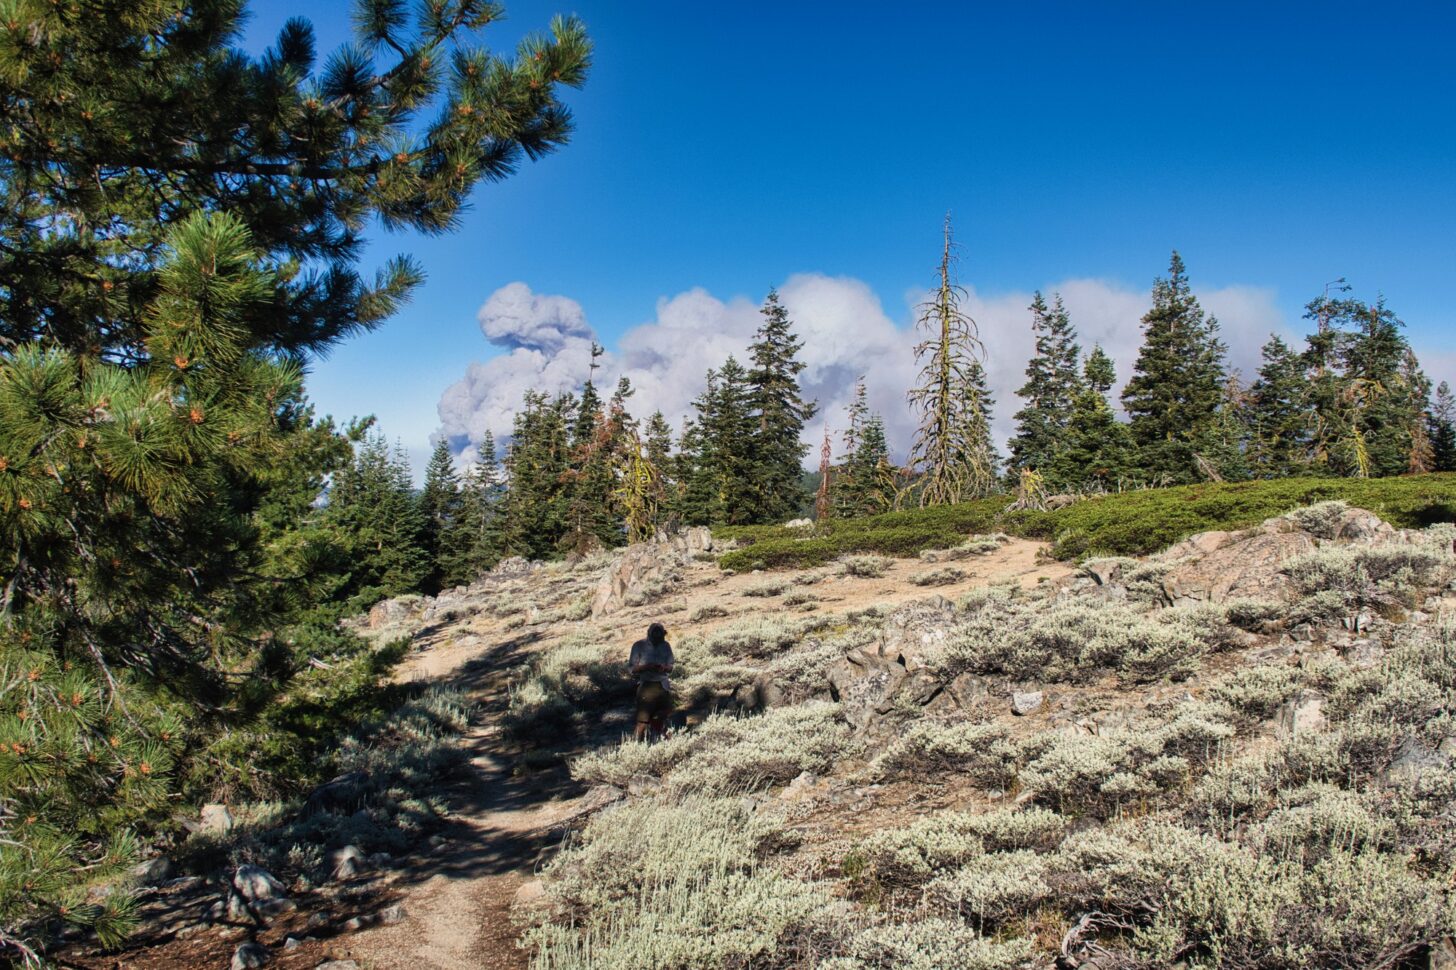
[349, 537, 1071, 968]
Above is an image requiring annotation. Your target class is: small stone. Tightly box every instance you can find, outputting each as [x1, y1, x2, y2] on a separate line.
[378, 903, 407, 925]
[330, 845, 368, 882]
[304, 911, 331, 930]
[1275, 690, 1326, 738]
[200, 803, 234, 834]
[163, 875, 204, 891]
[230, 941, 269, 970]
[130, 856, 172, 886]
[1290, 623, 1314, 642]
[283, 937, 301, 950]
[1011, 690, 1045, 716]
[317, 962, 361, 970]
[233, 865, 287, 903]
[514, 879, 546, 908]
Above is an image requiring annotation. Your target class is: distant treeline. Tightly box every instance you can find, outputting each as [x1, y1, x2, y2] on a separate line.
[344, 239, 1451, 591]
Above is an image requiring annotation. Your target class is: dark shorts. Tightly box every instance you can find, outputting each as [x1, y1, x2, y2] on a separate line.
[635, 681, 674, 723]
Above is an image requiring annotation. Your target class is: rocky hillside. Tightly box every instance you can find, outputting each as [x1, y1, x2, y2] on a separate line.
[66, 501, 1456, 969]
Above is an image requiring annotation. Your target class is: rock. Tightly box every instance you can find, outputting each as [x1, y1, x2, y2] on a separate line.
[1083, 559, 1125, 586]
[283, 937, 301, 950]
[1343, 639, 1384, 668]
[1162, 530, 1235, 560]
[130, 855, 172, 886]
[1342, 611, 1373, 633]
[233, 865, 286, 902]
[378, 903, 407, 925]
[164, 875, 204, 892]
[1429, 936, 1456, 970]
[1385, 738, 1444, 783]
[1330, 507, 1395, 544]
[317, 963, 361, 970]
[1161, 529, 1316, 606]
[590, 529, 711, 617]
[306, 772, 369, 815]
[626, 774, 661, 797]
[199, 803, 234, 835]
[514, 879, 547, 908]
[1275, 691, 1326, 738]
[366, 595, 422, 630]
[827, 648, 907, 732]
[492, 556, 535, 577]
[1011, 690, 1045, 716]
[230, 942, 269, 970]
[783, 518, 814, 530]
[330, 845, 368, 882]
[877, 597, 958, 672]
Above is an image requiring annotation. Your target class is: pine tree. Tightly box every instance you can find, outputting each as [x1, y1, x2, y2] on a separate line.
[419, 440, 465, 592]
[1430, 382, 1456, 473]
[904, 216, 996, 506]
[1121, 252, 1229, 484]
[1009, 292, 1082, 485]
[1050, 346, 1133, 491]
[0, 1, 590, 952]
[1246, 336, 1311, 478]
[747, 290, 816, 522]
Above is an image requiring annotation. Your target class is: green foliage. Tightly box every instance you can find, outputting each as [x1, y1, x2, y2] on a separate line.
[747, 290, 816, 523]
[323, 432, 429, 608]
[0, 0, 591, 955]
[717, 474, 1456, 571]
[1121, 252, 1230, 484]
[1009, 292, 1082, 486]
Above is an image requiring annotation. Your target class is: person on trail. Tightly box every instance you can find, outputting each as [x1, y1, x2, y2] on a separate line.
[630, 622, 675, 741]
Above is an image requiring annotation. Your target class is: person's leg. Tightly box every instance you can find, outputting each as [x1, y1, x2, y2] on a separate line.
[633, 683, 651, 741]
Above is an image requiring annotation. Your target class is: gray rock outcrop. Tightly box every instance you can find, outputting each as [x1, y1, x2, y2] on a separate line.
[591, 527, 713, 618]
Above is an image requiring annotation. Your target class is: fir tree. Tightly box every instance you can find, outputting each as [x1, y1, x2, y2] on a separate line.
[1050, 346, 1133, 490]
[682, 360, 757, 525]
[644, 411, 680, 527]
[419, 440, 465, 593]
[324, 433, 430, 600]
[1430, 382, 1456, 473]
[503, 392, 574, 559]
[747, 290, 816, 522]
[1247, 335, 1312, 478]
[1009, 292, 1082, 485]
[1122, 252, 1229, 484]
[444, 431, 506, 583]
[904, 216, 996, 506]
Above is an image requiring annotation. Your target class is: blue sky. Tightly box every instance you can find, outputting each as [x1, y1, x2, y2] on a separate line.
[242, 1, 1456, 474]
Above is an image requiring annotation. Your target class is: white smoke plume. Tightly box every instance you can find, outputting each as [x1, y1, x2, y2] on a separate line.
[438, 274, 1294, 466]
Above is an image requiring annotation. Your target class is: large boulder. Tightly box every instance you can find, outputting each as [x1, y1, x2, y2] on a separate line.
[1160, 529, 1316, 606]
[826, 599, 960, 731]
[367, 595, 424, 630]
[591, 528, 713, 618]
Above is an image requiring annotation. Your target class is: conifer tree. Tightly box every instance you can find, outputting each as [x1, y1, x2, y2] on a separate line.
[1246, 336, 1312, 478]
[1122, 252, 1229, 484]
[747, 290, 816, 522]
[644, 411, 680, 527]
[1009, 292, 1082, 484]
[682, 360, 757, 525]
[814, 427, 833, 523]
[503, 392, 574, 559]
[1050, 346, 1133, 490]
[325, 433, 430, 600]
[1429, 383, 1456, 473]
[444, 431, 506, 583]
[419, 440, 466, 592]
[904, 216, 996, 505]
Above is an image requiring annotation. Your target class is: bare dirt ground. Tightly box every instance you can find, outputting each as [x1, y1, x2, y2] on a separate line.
[65, 538, 1067, 969]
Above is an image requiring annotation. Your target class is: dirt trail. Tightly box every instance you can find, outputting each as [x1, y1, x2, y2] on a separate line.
[339, 538, 1073, 968]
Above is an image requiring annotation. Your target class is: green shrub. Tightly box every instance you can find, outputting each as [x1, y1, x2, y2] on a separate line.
[835, 918, 1032, 970]
[715, 475, 1456, 571]
[910, 566, 967, 587]
[872, 721, 1018, 787]
[742, 579, 790, 598]
[838, 554, 893, 578]
[860, 807, 1063, 886]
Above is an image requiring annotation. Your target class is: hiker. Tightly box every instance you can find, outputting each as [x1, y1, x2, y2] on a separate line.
[630, 622, 675, 740]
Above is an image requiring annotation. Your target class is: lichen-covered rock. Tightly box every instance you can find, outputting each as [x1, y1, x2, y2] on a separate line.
[590, 527, 713, 617]
[1161, 530, 1317, 606]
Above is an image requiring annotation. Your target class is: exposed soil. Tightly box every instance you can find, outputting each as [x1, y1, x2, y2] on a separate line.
[61, 537, 1067, 969]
